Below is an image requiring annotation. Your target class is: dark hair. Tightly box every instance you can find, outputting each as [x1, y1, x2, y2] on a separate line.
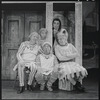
[52, 18, 61, 31]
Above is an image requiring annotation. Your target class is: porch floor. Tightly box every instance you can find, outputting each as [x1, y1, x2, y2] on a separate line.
[2, 68, 99, 99]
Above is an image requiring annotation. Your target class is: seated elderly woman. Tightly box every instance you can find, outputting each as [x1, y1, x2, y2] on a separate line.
[13, 32, 41, 94]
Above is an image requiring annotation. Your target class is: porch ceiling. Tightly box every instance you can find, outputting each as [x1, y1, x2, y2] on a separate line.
[2, 3, 75, 11]
[2, 3, 46, 11]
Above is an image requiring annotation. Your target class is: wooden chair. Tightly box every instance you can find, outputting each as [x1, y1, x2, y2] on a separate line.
[13, 69, 19, 89]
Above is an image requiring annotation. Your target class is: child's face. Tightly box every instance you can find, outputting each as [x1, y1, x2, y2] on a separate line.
[53, 20, 60, 31]
[40, 31, 47, 40]
[42, 44, 51, 55]
[57, 35, 67, 46]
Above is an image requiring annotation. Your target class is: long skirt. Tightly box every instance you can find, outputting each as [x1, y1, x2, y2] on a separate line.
[58, 62, 88, 91]
[58, 62, 88, 80]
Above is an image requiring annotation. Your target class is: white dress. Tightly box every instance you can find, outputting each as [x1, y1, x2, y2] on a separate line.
[13, 41, 40, 71]
[39, 54, 55, 75]
[55, 43, 88, 81]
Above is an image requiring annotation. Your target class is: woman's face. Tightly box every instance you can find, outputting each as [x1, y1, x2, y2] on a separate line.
[40, 31, 47, 40]
[42, 44, 51, 55]
[30, 34, 38, 44]
[57, 35, 67, 46]
[53, 20, 60, 31]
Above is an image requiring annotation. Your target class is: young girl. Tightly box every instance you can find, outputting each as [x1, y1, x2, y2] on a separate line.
[35, 42, 58, 91]
[54, 29, 88, 92]
[38, 28, 48, 46]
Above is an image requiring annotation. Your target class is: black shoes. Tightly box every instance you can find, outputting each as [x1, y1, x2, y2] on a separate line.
[17, 86, 25, 94]
[74, 81, 85, 92]
[27, 84, 34, 91]
[17, 84, 34, 94]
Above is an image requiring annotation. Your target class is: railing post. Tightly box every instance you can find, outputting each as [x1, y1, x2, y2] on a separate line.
[46, 2, 53, 46]
[75, 2, 82, 66]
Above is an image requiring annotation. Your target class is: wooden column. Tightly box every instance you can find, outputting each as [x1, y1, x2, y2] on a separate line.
[2, 10, 4, 79]
[75, 2, 82, 65]
[46, 2, 53, 46]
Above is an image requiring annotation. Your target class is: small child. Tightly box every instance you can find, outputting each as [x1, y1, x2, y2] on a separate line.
[35, 42, 58, 91]
[54, 29, 88, 92]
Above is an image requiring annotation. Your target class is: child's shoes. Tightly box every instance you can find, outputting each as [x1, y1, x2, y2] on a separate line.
[40, 84, 45, 90]
[47, 85, 53, 91]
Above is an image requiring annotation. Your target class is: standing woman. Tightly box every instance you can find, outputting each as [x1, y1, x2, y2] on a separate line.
[13, 32, 41, 94]
[52, 18, 61, 47]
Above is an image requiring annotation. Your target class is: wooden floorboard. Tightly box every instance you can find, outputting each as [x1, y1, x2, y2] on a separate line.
[2, 68, 99, 99]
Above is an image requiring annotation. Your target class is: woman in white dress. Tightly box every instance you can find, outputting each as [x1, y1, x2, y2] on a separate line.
[13, 32, 41, 94]
[35, 42, 58, 91]
[54, 29, 88, 92]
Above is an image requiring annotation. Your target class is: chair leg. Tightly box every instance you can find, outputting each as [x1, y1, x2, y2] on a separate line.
[24, 73, 29, 90]
[13, 74, 18, 89]
[24, 68, 30, 90]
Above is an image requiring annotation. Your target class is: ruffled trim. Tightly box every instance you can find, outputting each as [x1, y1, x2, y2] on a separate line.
[58, 62, 88, 80]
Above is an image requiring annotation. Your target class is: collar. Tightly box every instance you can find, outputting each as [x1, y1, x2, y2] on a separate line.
[42, 53, 52, 59]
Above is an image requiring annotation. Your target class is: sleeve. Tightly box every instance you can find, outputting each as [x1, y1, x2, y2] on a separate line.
[16, 42, 26, 62]
[37, 45, 42, 55]
[35, 55, 41, 68]
[67, 44, 80, 58]
[55, 46, 71, 61]
[53, 56, 58, 67]
[53, 55, 59, 72]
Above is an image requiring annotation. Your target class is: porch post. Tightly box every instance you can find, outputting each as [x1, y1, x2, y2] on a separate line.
[46, 2, 53, 46]
[75, 2, 82, 65]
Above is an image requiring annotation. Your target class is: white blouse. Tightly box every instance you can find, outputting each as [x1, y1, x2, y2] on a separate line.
[36, 54, 58, 75]
[55, 43, 79, 61]
[17, 41, 40, 62]
[40, 54, 54, 75]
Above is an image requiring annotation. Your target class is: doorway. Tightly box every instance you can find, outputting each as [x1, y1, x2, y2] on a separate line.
[2, 11, 45, 80]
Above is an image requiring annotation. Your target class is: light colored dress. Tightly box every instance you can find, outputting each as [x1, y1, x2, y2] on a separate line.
[13, 41, 40, 71]
[55, 43, 88, 79]
[55, 43, 88, 90]
[40, 54, 54, 75]
[35, 53, 58, 86]
[37, 54, 57, 75]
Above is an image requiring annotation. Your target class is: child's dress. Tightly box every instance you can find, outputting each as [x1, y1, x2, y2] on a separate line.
[35, 53, 58, 86]
[39, 54, 55, 75]
[55, 43, 88, 90]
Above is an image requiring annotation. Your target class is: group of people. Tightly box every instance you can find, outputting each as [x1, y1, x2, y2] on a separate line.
[13, 18, 88, 94]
